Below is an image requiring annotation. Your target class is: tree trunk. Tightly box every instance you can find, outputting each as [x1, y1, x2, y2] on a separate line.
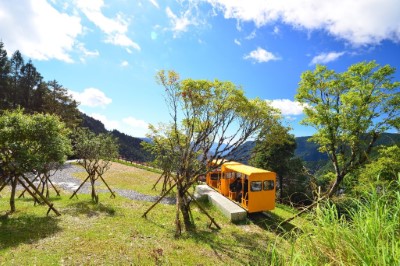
[278, 174, 283, 203]
[175, 189, 182, 237]
[327, 173, 345, 197]
[175, 184, 193, 236]
[178, 187, 193, 231]
[10, 176, 17, 213]
[90, 174, 98, 203]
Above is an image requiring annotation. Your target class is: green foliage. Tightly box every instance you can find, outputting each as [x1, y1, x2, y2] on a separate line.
[296, 61, 400, 195]
[250, 125, 311, 204]
[0, 41, 81, 128]
[0, 109, 72, 212]
[266, 179, 400, 265]
[0, 109, 72, 175]
[73, 128, 119, 163]
[72, 128, 119, 203]
[353, 144, 400, 194]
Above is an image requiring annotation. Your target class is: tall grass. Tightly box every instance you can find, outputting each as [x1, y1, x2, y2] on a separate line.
[266, 179, 400, 265]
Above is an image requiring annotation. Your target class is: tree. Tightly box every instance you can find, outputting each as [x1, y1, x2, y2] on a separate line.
[9, 51, 24, 108]
[354, 144, 400, 194]
[20, 60, 42, 111]
[295, 61, 400, 197]
[71, 128, 119, 203]
[44, 80, 81, 128]
[0, 109, 72, 214]
[0, 41, 10, 109]
[144, 70, 280, 236]
[250, 125, 310, 204]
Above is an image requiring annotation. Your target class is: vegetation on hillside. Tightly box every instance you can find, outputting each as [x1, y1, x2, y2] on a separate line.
[0, 41, 149, 162]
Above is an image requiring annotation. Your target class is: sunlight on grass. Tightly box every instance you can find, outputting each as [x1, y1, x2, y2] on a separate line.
[0, 168, 286, 265]
[72, 162, 170, 196]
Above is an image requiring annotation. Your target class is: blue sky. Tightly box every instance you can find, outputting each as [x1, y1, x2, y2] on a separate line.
[0, 0, 399, 138]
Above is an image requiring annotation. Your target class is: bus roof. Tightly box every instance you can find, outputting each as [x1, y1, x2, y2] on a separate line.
[211, 159, 241, 166]
[223, 163, 272, 176]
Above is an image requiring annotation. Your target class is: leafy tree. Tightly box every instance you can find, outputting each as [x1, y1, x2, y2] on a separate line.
[0, 42, 81, 129]
[0, 109, 72, 214]
[144, 70, 280, 236]
[44, 80, 81, 128]
[250, 125, 311, 204]
[296, 61, 400, 197]
[20, 60, 42, 111]
[0, 41, 10, 109]
[9, 51, 24, 108]
[354, 145, 400, 194]
[71, 128, 119, 203]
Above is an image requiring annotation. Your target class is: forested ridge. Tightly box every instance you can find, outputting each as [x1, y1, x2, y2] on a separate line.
[232, 132, 400, 168]
[0, 41, 149, 161]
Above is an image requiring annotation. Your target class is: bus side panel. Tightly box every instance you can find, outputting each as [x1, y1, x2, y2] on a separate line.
[220, 175, 230, 196]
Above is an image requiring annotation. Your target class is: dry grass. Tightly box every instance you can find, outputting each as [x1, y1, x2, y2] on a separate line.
[72, 162, 168, 196]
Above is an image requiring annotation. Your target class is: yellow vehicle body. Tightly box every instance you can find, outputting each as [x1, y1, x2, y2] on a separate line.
[206, 160, 276, 213]
[205, 160, 240, 191]
[206, 170, 219, 189]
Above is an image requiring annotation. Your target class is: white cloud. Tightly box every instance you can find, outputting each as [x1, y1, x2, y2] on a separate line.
[88, 114, 149, 137]
[309, 51, 345, 65]
[0, 0, 82, 62]
[234, 39, 241, 46]
[91, 113, 120, 130]
[244, 47, 280, 63]
[75, 0, 140, 51]
[245, 30, 256, 40]
[122, 117, 149, 138]
[165, 4, 206, 38]
[76, 42, 99, 63]
[166, 6, 192, 37]
[206, 0, 400, 46]
[123, 117, 149, 130]
[148, 0, 160, 9]
[273, 26, 280, 35]
[267, 99, 308, 116]
[69, 88, 112, 108]
[121, 60, 129, 67]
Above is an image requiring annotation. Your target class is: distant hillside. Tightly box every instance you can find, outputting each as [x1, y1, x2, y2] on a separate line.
[80, 113, 151, 162]
[230, 133, 400, 170]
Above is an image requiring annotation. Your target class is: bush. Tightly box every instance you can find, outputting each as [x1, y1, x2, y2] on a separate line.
[266, 177, 400, 265]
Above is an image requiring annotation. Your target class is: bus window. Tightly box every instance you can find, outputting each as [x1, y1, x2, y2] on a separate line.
[263, 180, 274, 191]
[210, 173, 219, 180]
[250, 181, 262, 192]
[236, 172, 242, 178]
[226, 172, 233, 179]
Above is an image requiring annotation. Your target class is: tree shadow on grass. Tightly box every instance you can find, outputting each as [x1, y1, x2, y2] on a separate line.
[187, 229, 271, 265]
[0, 214, 61, 250]
[248, 212, 301, 238]
[64, 201, 116, 217]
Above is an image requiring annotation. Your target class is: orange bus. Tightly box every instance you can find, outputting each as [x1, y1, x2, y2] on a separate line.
[206, 160, 276, 213]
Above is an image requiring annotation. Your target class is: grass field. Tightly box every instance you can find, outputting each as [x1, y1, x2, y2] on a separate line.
[0, 162, 298, 265]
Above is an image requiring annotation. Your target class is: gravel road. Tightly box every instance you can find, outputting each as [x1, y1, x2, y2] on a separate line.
[49, 163, 176, 205]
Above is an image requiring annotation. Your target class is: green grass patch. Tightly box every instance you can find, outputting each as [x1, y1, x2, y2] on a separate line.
[3, 164, 396, 265]
[0, 169, 285, 265]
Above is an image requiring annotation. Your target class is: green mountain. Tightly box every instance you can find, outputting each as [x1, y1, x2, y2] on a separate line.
[230, 133, 400, 170]
[80, 113, 151, 162]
